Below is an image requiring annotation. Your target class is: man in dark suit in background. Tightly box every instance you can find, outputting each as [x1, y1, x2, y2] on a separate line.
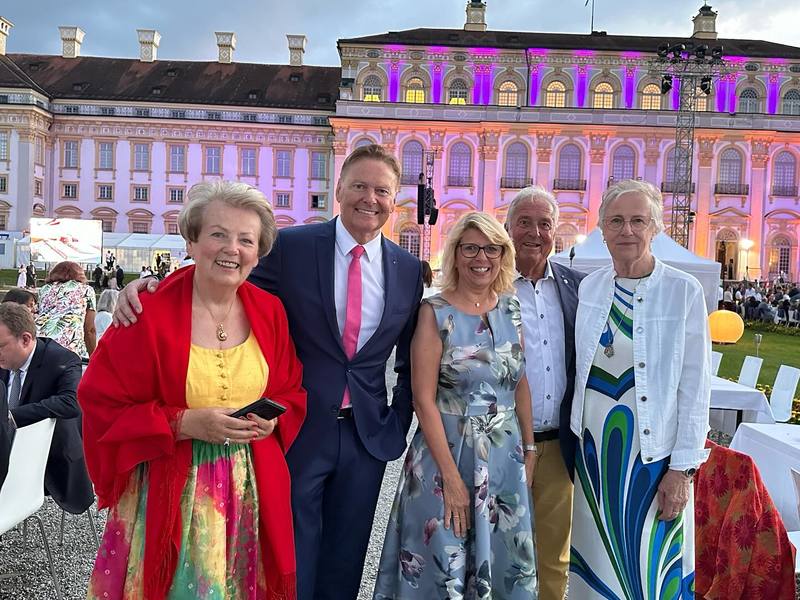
[115, 144, 423, 600]
[507, 186, 585, 600]
[0, 379, 12, 490]
[0, 303, 94, 514]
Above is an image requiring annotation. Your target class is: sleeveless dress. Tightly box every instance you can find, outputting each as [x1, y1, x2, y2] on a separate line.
[373, 294, 538, 600]
[87, 332, 270, 599]
[569, 278, 695, 599]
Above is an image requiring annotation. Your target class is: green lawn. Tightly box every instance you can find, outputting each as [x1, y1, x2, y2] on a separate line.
[714, 323, 800, 393]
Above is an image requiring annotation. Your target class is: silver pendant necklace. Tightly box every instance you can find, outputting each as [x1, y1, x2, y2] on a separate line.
[602, 276, 648, 358]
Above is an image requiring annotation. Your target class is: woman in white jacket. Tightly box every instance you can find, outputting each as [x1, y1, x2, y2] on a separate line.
[569, 179, 710, 599]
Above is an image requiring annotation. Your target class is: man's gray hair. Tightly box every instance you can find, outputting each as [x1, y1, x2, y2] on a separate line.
[599, 179, 664, 233]
[506, 185, 559, 227]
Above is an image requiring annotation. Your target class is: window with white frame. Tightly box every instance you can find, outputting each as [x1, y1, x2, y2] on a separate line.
[310, 193, 326, 209]
[131, 221, 150, 234]
[402, 141, 424, 184]
[695, 86, 708, 112]
[98, 142, 114, 170]
[275, 192, 290, 208]
[205, 146, 222, 174]
[738, 88, 759, 114]
[63, 140, 79, 168]
[557, 144, 582, 180]
[664, 147, 689, 184]
[62, 183, 77, 199]
[98, 184, 113, 200]
[102, 220, 113, 233]
[593, 82, 614, 109]
[240, 147, 257, 176]
[448, 79, 468, 105]
[405, 77, 425, 104]
[545, 81, 567, 108]
[169, 144, 185, 172]
[0, 132, 10, 161]
[503, 142, 529, 183]
[0, 175, 6, 193]
[399, 225, 421, 257]
[276, 150, 292, 177]
[133, 143, 150, 171]
[497, 81, 519, 107]
[772, 151, 797, 195]
[0, 214, 7, 230]
[641, 84, 662, 110]
[768, 235, 792, 278]
[168, 187, 185, 203]
[311, 151, 327, 179]
[34, 179, 42, 197]
[782, 89, 800, 116]
[363, 75, 383, 102]
[166, 222, 179, 235]
[448, 142, 472, 186]
[132, 185, 149, 202]
[611, 145, 636, 181]
[719, 148, 743, 184]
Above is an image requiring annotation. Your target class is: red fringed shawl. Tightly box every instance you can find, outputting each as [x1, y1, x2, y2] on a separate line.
[694, 440, 797, 599]
[79, 266, 306, 600]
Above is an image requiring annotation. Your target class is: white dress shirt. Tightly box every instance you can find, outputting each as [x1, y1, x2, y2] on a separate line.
[7, 343, 35, 409]
[514, 260, 567, 432]
[334, 217, 385, 352]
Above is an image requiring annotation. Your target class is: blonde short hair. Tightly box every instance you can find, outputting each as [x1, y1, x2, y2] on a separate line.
[440, 212, 516, 296]
[178, 181, 277, 257]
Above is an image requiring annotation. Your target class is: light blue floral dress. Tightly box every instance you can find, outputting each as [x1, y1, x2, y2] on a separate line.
[373, 294, 537, 600]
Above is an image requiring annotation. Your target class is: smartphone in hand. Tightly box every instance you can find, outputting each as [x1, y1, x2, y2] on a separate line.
[230, 397, 287, 420]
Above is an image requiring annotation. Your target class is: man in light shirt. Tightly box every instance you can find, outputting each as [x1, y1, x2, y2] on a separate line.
[507, 186, 585, 600]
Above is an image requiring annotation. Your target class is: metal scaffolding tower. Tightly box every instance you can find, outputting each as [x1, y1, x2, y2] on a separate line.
[416, 151, 438, 261]
[652, 43, 727, 248]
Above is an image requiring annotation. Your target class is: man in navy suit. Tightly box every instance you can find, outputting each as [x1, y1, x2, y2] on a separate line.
[115, 144, 423, 599]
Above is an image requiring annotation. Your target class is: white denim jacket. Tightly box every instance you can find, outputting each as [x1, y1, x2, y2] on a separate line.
[570, 258, 711, 470]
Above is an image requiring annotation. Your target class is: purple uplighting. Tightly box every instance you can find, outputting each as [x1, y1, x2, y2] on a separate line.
[529, 67, 540, 106]
[482, 65, 493, 105]
[431, 63, 443, 104]
[573, 49, 595, 58]
[715, 79, 727, 112]
[671, 77, 681, 110]
[624, 67, 636, 109]
[383, 44, 406, 53]
[468, 47, 499, 56]
[727, 74, 738, 113]
[472, 68, 482, 104]
[767, 74, 781, 114]
[574, 66, 588, 108]
[389, 62, 400, 103]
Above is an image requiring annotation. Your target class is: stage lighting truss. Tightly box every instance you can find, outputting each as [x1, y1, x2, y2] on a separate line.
[651, 42, 728, 249]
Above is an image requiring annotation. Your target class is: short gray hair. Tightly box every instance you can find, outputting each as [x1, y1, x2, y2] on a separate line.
[179, 180, 277, 257]
[506, 185, 559, 228]
[97, 289, 119, 313]
[599, 179, 664, 233]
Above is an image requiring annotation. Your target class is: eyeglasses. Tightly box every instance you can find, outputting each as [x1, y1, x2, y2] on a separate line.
[458, 243, 504, 259]
[603, 216, 652, 232]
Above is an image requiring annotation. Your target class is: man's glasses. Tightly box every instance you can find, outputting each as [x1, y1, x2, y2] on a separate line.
[603, 216, 652, 232]
[458, 243, 504, 259]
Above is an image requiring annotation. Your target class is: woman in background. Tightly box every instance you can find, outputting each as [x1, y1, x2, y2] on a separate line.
[94, 289, 119, 340]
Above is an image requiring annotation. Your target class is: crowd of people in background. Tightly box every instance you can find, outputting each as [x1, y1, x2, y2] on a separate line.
[721, 279, 800, 323]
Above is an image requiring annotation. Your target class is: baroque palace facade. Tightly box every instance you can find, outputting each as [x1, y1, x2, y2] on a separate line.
[1, 2, 800, 279]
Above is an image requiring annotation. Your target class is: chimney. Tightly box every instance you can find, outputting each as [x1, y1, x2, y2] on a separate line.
[692, 3, 718, 39]
[137, 29, 161, 62]
[0, 17, 13, 56]
[215, 32, 236, 64]
[58, 26, 85, 59]
[464, 0, 487, 32]
[287, 35, 306, 67]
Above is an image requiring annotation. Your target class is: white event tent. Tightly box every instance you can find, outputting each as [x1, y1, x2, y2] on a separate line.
[551, 229, 722, 313]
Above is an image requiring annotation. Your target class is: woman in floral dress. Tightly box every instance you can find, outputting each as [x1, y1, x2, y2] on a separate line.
[374, 212, 538, 599]
[35, 261, 97, 359]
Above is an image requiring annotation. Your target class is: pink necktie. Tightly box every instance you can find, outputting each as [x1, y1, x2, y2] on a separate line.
[341, 245, 365, 408]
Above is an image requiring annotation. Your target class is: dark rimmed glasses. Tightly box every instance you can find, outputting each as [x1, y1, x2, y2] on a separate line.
[458, 243, 504, 259]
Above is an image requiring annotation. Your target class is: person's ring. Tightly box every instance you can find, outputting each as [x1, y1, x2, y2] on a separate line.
[224, 437, 230, 446]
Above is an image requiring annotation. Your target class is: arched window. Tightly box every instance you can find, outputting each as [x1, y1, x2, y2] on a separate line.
[362, 75, 383, 102]
[664, 147, 690, 185]
[399, 224, 421, 258]
[695, 86, 708, 112]
[498, 81, 519, 106]
[448, 142, 472, 187]
[772, 151, 797, 196]
[611, 145, 636, 181]
[719, 148, 743, 185]
[782, 89, 800, 116]
[401, 140, 424, 185]
[405, 77, 425, 103]
[557, 143, 582, 181]
[545, 81, 567, 108]
[592, 82, 614, 109]
[738, 88, 759, 113]
[768, 235, 792, 280]
[354, 138, 374, 149]
[503, 142, 529, 187]
[641, 84, 662, 110]
[448, 78, 469, 105]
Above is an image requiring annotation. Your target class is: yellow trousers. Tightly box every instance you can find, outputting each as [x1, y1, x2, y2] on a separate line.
[532, 438, 573, 600]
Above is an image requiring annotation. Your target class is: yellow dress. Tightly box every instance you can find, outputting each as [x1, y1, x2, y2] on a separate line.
[88, 332, 271, 600]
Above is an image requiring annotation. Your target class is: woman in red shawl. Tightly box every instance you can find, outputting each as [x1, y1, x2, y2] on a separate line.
[80, 180, 306, 600]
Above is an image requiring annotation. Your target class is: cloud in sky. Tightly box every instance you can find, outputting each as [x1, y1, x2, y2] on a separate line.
[3, 0, 798, 65]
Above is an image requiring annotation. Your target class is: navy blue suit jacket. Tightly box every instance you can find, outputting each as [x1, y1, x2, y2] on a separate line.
[249, 218, 423, 462]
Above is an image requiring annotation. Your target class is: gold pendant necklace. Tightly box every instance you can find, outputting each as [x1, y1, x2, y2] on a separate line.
[194, 284, 235, 343]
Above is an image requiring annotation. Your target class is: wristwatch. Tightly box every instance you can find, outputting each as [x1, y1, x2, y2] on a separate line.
[682, 467, 697, 478]
[523, 443, 538, 455]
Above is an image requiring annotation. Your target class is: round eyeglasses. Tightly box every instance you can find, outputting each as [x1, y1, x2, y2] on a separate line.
[458, 243, 504, 259]
[603, 216, 652, 232]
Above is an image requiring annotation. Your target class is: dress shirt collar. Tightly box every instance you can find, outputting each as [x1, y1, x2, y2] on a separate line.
[515, 259, 554, 283]
[335, 217, 382, 263]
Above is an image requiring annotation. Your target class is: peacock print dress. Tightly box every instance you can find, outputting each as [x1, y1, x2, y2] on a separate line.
[569, 278, 695, 599]
[373, 294, 537, 600]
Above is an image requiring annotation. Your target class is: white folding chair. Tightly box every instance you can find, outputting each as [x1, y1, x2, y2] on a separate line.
[737, 355, 764, 388]
[0, 419, 62, 600]
[769, 365, 800, 423]
[711, 350, 723, 376]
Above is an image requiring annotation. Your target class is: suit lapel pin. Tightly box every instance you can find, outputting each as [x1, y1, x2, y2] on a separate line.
[562, 278, 569, 284]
